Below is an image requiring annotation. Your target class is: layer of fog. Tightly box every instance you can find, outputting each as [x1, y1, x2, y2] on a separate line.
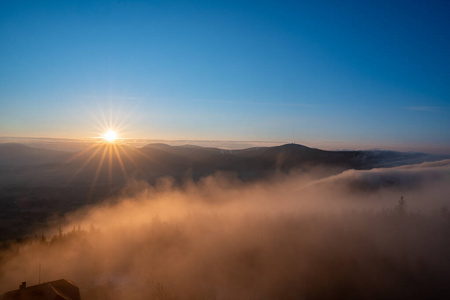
[1, 160, 450, 299]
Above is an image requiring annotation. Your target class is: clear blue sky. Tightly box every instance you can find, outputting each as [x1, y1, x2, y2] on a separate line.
[1, 0, 449, 152]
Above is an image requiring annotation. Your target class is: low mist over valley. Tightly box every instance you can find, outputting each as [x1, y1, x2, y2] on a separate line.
[1, 142, 450, 299]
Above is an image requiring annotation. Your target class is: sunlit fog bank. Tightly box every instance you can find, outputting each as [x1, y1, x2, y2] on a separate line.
[1, 160, 450, 299]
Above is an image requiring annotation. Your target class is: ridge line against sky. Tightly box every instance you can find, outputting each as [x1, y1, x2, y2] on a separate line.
[1, 136, 449, 155]
[1, 0, 449, 152]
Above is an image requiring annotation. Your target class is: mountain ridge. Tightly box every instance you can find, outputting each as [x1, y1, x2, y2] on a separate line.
[1, 142, 447, 171]
[1, 142, 448, 241]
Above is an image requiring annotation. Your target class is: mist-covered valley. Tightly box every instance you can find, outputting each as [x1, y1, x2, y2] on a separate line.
[1, 143, 450, 299]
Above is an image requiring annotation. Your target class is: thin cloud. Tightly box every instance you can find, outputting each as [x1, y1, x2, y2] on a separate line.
[193, 98, 321, 108]
[406, 106, 440, 112]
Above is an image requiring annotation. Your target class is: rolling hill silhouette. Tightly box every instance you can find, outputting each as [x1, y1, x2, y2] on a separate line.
[0, 143, 71, 167]
[0, 142, 447, 241]
[0, 142, 446, 186]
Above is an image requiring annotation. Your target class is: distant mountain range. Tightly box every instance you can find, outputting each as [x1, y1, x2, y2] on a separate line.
[0, 142, 448, 241]
[0, 142, 447, 182]
[0, 143, 71, 166]
[1, 141, 447, 193]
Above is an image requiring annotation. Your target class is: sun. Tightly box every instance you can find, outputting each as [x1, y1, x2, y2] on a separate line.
[103, 129, 118, 142]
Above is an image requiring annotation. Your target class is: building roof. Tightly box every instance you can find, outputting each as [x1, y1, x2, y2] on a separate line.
[0, 279, 80, 300]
